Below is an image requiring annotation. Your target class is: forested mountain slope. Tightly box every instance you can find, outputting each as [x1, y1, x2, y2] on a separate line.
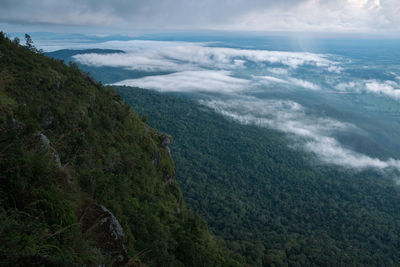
[117, 86, 400, 267]
[0, 33, 240, 266]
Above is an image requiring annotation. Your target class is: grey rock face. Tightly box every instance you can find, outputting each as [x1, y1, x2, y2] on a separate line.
[80, 203, 127, 266]
[160, 135, 171, 148]
[152, 151, 160, 167]
[37, 133, 51, 149]
[51, 148, 61, 167]
[35, 132, 61, 167]
[166, 146, 171, 157]
[99, 206, 125, 241]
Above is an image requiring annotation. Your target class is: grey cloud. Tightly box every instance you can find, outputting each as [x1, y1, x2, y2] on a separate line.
[0, 0, 303, 27]
[1, 0, 399, 32]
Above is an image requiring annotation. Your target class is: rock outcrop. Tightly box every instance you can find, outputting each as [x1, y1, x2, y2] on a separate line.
[158, 133, 172, 156]
[80, 203, 127, 266]
[34, 132, 61, 167]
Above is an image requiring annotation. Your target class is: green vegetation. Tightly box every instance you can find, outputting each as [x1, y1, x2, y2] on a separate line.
[117, 86, 400, 266]
[0, 33, 239, 266]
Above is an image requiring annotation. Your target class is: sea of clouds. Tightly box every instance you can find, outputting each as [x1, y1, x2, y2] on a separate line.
[71, 39, 400, 172]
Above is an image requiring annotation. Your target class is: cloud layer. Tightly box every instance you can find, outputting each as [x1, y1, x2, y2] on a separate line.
[203, 98, 400, 170]
[114, 71, 250, 93]
[1, 0, 400, 33]
[73, 41, 339, 72]
[337, 79, 400, 100]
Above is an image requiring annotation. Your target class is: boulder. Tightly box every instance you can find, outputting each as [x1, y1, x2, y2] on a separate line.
[160, 135, 171, 148]
[80, 203, 127, 266]
[34, 132, 61, 167]
[37, 133, 50, 149]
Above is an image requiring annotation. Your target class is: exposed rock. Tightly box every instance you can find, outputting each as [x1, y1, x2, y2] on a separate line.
[37, 133, 50, 149]
[80, 203, 127, 266]
[152, 151, 160, 167]
[34, 132, 61, 167]
[155, 133, 173, 157]
[55, 80, 61, 89]
[50, 148, 62, 168]
[166, 146, 172, 157]
[174, 205, 181, 215]
[40, 108, 54, 129]
[164, 177, 174, 185]
[160, 135, 171, 148]
[157, 133, 172, 152]
[84, 73, 98, 86]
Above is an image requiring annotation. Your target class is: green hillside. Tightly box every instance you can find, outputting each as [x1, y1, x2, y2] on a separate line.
[117, 86, 400, 266]
[0, 33, 240, 266]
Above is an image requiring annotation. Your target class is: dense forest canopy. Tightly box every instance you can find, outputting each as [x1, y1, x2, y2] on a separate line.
[117, 86, 400, 266]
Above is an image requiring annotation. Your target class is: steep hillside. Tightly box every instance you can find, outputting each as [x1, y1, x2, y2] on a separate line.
[117, 86, 400, 267]
[0, 33, 240, 266]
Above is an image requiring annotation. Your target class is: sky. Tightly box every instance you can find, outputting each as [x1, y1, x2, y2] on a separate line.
[1, 0, 400, 34]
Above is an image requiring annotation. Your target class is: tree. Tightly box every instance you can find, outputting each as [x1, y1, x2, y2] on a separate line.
[24, 33, 38, 52]
[12, 37, 20, 45]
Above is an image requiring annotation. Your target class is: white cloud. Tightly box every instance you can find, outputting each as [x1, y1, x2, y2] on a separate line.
[365, 80, 400, 99]
[74, 52, 191, 72]
[289, 78, 320, 90]
[230, 0, 400, 33]
[327, 65, 344, 73]
[253, 75, 289, 84]
[72, 40, 340, 72]
[112, 70, 251, 93]
[202, 98, 400, 170]
[336, 79, 400, 100]
[253, 75, 322, 91]
[268, 68, 289, 75]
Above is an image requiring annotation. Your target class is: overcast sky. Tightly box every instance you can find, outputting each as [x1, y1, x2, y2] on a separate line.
[1, 0, 400, 34]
